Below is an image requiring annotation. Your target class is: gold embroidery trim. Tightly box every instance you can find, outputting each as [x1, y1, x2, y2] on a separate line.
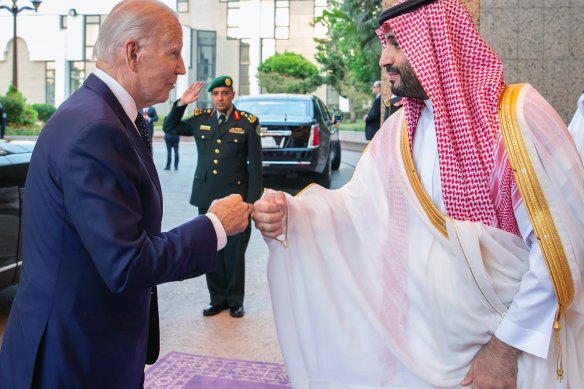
[400, 119, 448, 238]
[499, 83, 574, 382]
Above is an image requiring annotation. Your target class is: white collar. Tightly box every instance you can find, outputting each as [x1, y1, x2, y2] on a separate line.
[94, 68, 138, 123]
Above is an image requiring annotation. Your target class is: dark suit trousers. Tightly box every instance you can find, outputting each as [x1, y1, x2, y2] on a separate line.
[165, 136, 179, 169]
[199, 207, 251, 307]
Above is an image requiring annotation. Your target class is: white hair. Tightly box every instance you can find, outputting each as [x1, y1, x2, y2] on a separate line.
[94, 0, 178, 64]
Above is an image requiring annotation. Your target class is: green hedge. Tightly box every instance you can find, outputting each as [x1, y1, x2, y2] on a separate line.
[32, 103, 57, 123]
[339, 119, 365, 132]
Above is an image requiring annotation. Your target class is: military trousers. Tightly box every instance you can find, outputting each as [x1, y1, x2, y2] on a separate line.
[199, 207, 251, 307]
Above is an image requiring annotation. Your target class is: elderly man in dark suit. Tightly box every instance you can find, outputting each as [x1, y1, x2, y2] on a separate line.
[164, 75, 262, 318]
[0, 1, 251, 388]
[364, 80, 382, 140]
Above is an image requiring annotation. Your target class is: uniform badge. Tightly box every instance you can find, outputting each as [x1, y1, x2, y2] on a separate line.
[200, 125, 211, 131]
[256, 125, 261, 136]
[229, 127, 245, 134]
[194, 108, 202, 115]
[225, 78, 232, 86]
[248, 114, 257, 123]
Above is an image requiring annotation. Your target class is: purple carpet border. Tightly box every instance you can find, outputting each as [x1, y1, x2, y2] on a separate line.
[144, 351, 291, 388]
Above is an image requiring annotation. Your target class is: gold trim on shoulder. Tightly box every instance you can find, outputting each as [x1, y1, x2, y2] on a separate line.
[499, 83, 574, 381]
[400, 119, 448, 238]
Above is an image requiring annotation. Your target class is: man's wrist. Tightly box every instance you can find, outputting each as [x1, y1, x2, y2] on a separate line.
[176, 99, 186, 107]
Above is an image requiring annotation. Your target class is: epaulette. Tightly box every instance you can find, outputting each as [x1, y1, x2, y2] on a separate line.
[194, 108, 213, 116]
[240, 110, 257, 124]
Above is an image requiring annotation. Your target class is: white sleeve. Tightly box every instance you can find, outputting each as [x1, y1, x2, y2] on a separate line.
[205, 212, 227, 251]
[494, 201, 557, 359]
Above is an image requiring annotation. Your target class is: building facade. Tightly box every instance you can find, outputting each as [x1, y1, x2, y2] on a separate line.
[0, 0, 335, 116]
[2, 0, 583, 121]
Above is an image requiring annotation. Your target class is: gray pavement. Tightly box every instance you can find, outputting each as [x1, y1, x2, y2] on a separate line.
[0, 138, 362, 364]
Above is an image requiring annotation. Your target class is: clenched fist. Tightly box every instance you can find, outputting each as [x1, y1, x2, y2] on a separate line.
[208, 194, 252, 236]
[252, 191, 287, 238]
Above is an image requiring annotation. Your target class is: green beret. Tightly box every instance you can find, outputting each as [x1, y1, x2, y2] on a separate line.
[208, 76, 233, 92]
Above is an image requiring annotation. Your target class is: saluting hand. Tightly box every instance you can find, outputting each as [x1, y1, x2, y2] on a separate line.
[179, 81, 203, 105]
[208, 194, 253, 236]
[252, 191, 287, 239]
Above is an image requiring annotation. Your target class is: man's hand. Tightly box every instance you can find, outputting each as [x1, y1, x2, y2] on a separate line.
[252, 191, 287, 238]
[179, 81, 203, 105]
[461, 336, 521, 389]
[208, 194, 252, 236]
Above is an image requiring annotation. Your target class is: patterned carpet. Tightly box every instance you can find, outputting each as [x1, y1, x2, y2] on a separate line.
[145, 352, 291, 388]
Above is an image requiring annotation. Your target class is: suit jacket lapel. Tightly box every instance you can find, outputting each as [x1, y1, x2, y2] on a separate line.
[83, 74, 163, 206]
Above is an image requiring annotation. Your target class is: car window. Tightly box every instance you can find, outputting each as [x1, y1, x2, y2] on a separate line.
[235, 98, 312, 122]
[320, 99, 332, 121]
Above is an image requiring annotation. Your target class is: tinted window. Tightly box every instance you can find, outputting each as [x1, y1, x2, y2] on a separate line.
[236, 98, 312, 122]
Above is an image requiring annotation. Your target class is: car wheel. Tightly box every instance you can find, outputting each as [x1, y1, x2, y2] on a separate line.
[316, 153, 332, 189]
[331, 140, 341, 171]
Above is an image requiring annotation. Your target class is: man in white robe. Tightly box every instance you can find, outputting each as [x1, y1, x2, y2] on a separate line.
[252, 0, 584, 388]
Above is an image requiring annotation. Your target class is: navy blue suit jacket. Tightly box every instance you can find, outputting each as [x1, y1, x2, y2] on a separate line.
[0, 74, 217, 388]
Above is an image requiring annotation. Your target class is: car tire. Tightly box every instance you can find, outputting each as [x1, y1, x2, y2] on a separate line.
[316, 153, 332, 189]
[331, 140, 341, 171]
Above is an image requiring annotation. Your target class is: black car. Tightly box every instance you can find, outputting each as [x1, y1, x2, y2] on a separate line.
[234, 94, 341, 188]
[0, 141, 33, 290]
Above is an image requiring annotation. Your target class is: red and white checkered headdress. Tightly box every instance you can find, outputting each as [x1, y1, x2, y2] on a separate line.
[377, 0, 518, 234]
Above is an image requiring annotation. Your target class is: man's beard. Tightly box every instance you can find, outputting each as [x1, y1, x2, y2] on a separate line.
[386, 64, 428, 100]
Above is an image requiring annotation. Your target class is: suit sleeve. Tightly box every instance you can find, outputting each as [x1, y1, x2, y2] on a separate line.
[62, 120, 216, 293]
[246, 119, 263, 203]
[163, 101, 196, 136]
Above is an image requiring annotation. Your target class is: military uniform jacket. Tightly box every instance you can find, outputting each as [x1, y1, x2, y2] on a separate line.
[164, 101, 263, 209]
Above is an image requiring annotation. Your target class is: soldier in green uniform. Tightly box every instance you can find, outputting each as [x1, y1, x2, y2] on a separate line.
[163, 76, 262, 318]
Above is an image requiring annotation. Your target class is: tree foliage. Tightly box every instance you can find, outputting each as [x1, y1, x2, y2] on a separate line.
[258, 51, 322, 94]
[1, 85, 38, 126]
[314, 0, 383, 104]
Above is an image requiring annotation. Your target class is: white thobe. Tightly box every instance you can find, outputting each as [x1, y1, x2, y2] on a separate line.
[413, 100, 556, 358]
[267, 84, 584, 388]
[568, 92, 584, 158]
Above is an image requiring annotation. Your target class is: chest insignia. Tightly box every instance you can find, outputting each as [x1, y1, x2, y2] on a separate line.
[229, 127, 245, 134]
[200, 125, 212, 131]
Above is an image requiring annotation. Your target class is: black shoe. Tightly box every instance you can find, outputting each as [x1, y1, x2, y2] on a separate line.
[203, 303, 227, 316]
[163, 167, 170, 170]
[229, 306, 245, 318]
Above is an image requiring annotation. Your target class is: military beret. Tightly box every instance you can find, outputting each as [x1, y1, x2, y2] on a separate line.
[208, 76, 233, 92]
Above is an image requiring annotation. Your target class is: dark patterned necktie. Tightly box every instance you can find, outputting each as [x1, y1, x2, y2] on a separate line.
[135, 112, 152, 152]
[218, 113, 226, 126]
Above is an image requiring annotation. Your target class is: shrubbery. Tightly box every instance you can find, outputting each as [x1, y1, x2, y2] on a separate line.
[32, 103, 57, 123]
[0, 85, 56, 129]
[258, 52, 322, 94]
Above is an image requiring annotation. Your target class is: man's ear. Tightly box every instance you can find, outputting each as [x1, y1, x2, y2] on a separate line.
[125, 39, 140, 71]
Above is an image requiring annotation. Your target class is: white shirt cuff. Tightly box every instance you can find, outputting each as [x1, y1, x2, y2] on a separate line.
[205, 212, 227, 251]
[495, 315, 553, 359]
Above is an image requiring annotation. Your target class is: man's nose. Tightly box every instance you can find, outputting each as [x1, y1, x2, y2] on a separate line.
[176, 56, 186, 75]
[379, 46, 393, 68]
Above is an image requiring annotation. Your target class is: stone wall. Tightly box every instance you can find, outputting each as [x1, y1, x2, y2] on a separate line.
[480, 0, 584, 122]
[381, 0, 583, 122]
